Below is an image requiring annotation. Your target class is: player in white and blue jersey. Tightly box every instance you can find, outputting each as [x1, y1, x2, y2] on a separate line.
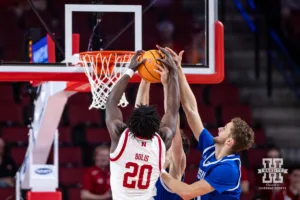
[135, 61, 189, 200]
[159, 47, 255, 200]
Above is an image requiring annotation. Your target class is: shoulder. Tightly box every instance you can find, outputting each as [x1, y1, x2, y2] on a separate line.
[154, 133, 166, 153]
[214, 162, 239, 177]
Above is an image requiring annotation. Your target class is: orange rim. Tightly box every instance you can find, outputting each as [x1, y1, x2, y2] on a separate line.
[78, 50, 135, 74]
[79, 50, 135, 63]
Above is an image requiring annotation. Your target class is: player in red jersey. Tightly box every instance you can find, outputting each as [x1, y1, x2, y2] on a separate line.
[105, 48, 180, 200]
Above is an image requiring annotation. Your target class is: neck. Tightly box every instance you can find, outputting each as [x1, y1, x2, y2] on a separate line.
[96, 165, 107, 171]
[289, 184, 299, 195]
[215, 144, 232, 160]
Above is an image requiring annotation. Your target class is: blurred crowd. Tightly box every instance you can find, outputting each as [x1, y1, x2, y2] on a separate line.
[254, 0, 300, 66]
[1, 133, 299, 200]
[0, 0, 299, 200]
[0, 0, 207, 64]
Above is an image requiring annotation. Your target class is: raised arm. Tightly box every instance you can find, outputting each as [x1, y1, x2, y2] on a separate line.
[105, 51, 145, 146]
[160, 64, 185, 179]
[135, 79, 150, 107]
[154, 46, 180, 150]
[161, 163, 239, 199]
[166, 47, 204, 141]
[170, 116, 186, 179]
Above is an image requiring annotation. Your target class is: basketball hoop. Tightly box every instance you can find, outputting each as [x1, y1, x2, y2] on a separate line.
[79, 50, 135, 110]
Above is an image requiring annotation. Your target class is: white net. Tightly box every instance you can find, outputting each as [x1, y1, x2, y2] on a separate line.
[80, 52, 134, 110]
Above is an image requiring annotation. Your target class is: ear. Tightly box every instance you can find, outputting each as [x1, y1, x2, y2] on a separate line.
[226, 138, 235, 147]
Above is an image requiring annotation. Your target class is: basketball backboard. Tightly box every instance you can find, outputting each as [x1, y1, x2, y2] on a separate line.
[0, 0, 223, 86]
[0, 0, 224, 191]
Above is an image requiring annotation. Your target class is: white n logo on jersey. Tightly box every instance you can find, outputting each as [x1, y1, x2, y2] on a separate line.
[197, 168, 206, 180]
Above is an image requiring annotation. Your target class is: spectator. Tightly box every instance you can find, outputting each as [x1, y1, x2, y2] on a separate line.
[257, 147, 286, 200]
[155, 20, 182, 54]
[0, 138, 17, 188]
[241, 166, 250, 194]
[11, 0, 47, 18]
[267, 147, 281, 158]
[281, 0, 300, 66]
[184, 22, 205, 64]
[272, 166, 300, 200]
[81, 145, 111, 200]
[281, 0, 300, 19]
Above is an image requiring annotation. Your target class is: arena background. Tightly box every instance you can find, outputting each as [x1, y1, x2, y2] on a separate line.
[0, 0, 299, 200]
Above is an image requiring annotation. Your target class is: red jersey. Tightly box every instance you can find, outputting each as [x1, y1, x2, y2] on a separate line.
[82, 166, 110, 195]
[272, 188, 300, 200]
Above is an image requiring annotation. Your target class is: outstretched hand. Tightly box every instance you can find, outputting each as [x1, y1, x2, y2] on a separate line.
[128, 50, 146, 72]
[165, 47, 184, 69]
[156, 45, 177, 73]
[153, 64, 169, 85]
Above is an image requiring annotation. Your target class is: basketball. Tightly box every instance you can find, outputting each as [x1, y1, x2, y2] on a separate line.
[137, 50, 164, 83]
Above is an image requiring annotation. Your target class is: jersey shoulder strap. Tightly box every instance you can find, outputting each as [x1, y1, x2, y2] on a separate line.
[110, 128, 129, 161]
[154, 133, 165, 172]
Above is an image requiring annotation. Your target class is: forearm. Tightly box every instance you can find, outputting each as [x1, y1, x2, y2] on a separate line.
[172, 116, 182, 149]
[178, 69, 204, 137]
[81, 190, 109, 200]
[161, 171, 191, 200]
[163, 83, 168, 113]
[161, 71, 180, 137]
[170, 115, 185, 179]
[135, 80, 150, 106]
[107, 75, 131, 106]
[178, 69, 197, 112]
[166, 71, 180, 116]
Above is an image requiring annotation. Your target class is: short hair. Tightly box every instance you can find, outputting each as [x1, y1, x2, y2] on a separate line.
[127, 104, 161, 140]
[230, 117, 254, 152]
[94, 145, 109, 155]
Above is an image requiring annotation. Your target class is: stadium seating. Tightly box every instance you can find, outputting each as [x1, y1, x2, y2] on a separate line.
[85, 128, 111, 144]
[209, 84, 239, 106]
[48, 147, 82, 167]
[254, 129, 267, 147]
[0, 84, 14, 103]
[2, 127, 29, 145]
[59, 167, 84, 186]
[247, 149, 268, 168]
[58, 127, 72, 145]
[0, 188, 15, 200]
[221, 105, 253, 125]
[0, 104, 23, 124]
[186, 148, 202, 167]
[0, 2, 267, 199]
[68, 188, 81, 200]
[11, 147, 27, 166]
[68, 105, 101, 126]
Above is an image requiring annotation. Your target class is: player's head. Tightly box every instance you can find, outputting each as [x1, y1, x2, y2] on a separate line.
[127, 104, 161, 139]
[94, 145, 110, 168]
[289, 166, 300, 187]
[214, 117, 254, 153]
[180, 129, 190, 155]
